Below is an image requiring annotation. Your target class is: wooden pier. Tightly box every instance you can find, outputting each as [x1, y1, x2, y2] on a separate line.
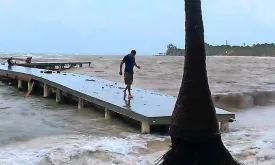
[16, 61, 91, 70]
[0, 64, 235, 134]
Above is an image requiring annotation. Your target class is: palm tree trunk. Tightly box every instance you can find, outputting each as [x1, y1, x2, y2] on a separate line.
[156, 0, 241, 164]
[170, 0, 219, 139]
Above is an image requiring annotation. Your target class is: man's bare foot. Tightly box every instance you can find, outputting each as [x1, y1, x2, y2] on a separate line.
[128, 94, 133, 99]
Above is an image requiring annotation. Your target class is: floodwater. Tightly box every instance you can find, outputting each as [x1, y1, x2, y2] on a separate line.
[0, 55, 275, 164]
[0, 84, 169, 165]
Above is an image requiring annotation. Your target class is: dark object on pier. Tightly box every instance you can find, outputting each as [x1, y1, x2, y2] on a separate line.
[7, 57, 15, 66]
[156, 0, 241, 165]
[43, 70, 53, 74]
[25, 57, 32, 64]
[85, 79, 95, 81]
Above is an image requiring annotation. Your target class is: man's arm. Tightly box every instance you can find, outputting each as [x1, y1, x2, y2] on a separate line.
[119, 56, 126, 75]
[134, 59, 140, 69]
[120, 60, 124, 72]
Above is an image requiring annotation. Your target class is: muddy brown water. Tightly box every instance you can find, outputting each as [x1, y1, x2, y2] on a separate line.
[0, 55, 275, 164]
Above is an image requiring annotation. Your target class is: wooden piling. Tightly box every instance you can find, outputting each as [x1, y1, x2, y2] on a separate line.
[43, 83, 50, 98]
[25, 81, 34, 97]
[56, 89, 62, 103]
[78, 97, 84, 109]
[141, 122, 150, 134]
[220, 122, 229, 132]
[28, 80, 32, 91]
[105, 107, 111, 119]
[18, 79, 23, 90]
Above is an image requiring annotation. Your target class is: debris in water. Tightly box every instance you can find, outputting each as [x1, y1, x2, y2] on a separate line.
[85, 79, 95, 82]
[95, 70, 104, 72]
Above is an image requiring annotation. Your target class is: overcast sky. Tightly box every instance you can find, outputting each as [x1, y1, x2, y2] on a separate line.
[0, 0, 274, 55]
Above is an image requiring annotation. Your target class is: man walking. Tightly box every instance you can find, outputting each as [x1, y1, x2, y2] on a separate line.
[119, 50, 140, 98]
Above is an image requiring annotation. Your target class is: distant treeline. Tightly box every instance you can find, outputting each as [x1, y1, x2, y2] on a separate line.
[165, 43, 275, 56]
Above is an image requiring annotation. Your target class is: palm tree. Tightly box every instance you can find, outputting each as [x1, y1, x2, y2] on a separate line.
[156, 0, 241, 164]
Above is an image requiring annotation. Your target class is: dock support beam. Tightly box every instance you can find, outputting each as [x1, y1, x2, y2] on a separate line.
[25, 80, 34, 97]
[220, 122, 229, 132]
[28, 80, 32, 91]
[56, 89, 62, 103]
[79, 63, 82, 67]
[44, 83, 50, 98]
[105, 107, 112, 119]
[78, 98, 84, 109]
[18, 80, 23, 90]
[141, 122, 150, 134]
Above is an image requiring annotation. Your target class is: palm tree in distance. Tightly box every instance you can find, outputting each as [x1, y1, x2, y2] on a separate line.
[156, 0, 241, 164]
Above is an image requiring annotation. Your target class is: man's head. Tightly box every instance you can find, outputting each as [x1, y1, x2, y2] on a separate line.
[130, 50, 136, 56]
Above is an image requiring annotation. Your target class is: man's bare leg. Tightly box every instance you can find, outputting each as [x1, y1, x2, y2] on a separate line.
[128, 85, 133, 98]
[123, 86, 127, 96]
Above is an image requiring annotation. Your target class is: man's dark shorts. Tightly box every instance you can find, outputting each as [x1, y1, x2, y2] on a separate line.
[124, 71, 133, 85]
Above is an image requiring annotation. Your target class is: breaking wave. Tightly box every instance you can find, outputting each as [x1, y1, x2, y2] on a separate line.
[1, 107, 275, 165]
[213, 90, 275, 110]
[0, 133, 168, 165]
